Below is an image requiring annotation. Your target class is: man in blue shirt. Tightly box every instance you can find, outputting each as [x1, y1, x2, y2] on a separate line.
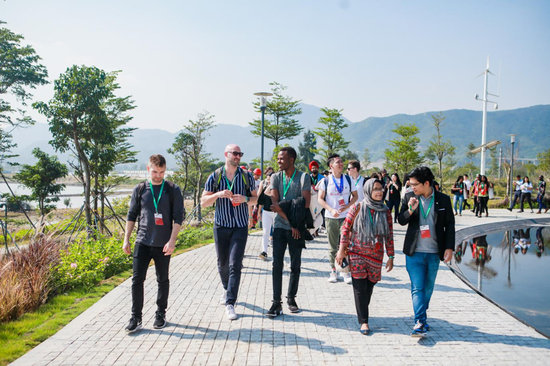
[201, 144, 257, 321]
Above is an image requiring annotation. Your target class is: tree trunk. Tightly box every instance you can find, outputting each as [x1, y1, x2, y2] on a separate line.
[72, 120, 92, 233]
[196, 171, 203, 222]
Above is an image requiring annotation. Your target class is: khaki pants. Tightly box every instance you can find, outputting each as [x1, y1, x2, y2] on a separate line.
[326, 218, 349, 272]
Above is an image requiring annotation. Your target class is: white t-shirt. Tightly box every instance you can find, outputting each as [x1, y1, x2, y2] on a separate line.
[351, 176, 365, 202]
[319, 174, 357, 219]
[463, 179, 471, 199]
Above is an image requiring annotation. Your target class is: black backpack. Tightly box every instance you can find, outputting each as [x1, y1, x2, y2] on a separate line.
[211, 167, 254, 197]
[136, 180, 176, 217]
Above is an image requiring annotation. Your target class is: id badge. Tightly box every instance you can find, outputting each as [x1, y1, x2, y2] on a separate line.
[338, 196, 345, 208]
[154, 213, 164, 226]
[420, 225, 431, 239]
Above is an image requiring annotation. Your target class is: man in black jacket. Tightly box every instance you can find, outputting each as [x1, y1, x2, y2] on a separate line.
[398, 166, 455, 337]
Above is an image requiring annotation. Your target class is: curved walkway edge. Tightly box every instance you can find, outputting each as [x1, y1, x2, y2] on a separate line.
[11, 210, 550, 365]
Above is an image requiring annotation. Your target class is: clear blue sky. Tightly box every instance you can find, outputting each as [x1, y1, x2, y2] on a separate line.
[3, 0, 549, 132]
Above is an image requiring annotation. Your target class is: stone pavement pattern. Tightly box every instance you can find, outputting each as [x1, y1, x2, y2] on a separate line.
[12, 210, 550, 365]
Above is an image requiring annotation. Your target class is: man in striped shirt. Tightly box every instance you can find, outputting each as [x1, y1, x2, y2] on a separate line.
[201, 144, 257, 320]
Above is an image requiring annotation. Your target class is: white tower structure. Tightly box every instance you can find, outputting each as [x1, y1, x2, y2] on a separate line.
[475, 56, 500, 175]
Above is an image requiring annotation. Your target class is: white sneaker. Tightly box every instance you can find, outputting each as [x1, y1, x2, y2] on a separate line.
[342, 272, 352, 284]
[220, 292, 227, 305]
[226, 305, 238, 320]
[327, 271, 338, 283]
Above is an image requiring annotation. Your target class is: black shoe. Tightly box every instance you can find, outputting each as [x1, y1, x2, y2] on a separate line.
[259, 251, 268, 260]
[287, 298, 300, 313]
[125, 317, 143, 333]
[266, 301, 283, 317]
[153, 312, 167, 329]
[507, 208, 512, 212]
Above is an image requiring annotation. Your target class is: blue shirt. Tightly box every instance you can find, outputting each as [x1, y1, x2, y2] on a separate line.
[204, 168, 256, 228]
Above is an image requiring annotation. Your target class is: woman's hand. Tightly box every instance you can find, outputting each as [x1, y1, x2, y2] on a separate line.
[386, 258, 394, 272]
[335, 248, 346, 266]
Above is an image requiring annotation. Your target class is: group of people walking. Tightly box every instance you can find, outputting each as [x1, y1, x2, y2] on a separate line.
[508, 175, 548, 214]
[121, 149, 455, 338]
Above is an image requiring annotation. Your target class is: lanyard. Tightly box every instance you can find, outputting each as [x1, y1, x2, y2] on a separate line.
[367, 208, 376, 227]
[354, 177, 362, 187]
[223, 166, 237, 192]
[312, 174, 318, 185]
[149, 179, 165, 213]
[332, 174, 344, 194]
[419, 193, 434, 219]
[282, 169, 297, 199]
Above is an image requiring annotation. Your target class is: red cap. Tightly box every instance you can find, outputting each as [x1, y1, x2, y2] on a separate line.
[309, 161, 319, 171]
[253, 168, 262, 176]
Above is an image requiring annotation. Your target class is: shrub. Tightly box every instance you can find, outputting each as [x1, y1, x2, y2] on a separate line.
[53, 235, 132, 291]
[176, 224, 215, 250]
[0, 236, 62, 322]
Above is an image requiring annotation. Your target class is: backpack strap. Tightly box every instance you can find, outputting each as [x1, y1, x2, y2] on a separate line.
[136, 180, 147, 215]
[212, 167, 224, 193]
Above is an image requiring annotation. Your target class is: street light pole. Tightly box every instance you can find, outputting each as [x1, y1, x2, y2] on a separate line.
[253, 92, 273, 180]
[510, 134, 516, 198]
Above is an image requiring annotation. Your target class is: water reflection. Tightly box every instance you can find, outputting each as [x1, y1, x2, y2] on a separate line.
[452, 226, 550, 337]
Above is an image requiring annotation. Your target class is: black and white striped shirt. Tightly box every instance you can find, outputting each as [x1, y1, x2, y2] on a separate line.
[204, 168, 256, 228]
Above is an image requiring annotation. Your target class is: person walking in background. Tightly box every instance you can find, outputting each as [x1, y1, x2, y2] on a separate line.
[336, 178, 394, 335]
[470, 175, 480, 214]
[462, 174, 472, 211]
[201, 144, 258, 321]
[402, 174, 413, 199]
[267, 147, 311, 317]
[257, 172, 275, 260]
[451, 175, 465, 216]
[398, 166, 455, 337]
[537, 175, 548, 214]
[347, 160, 366, 202]
[123, 154, 185, 333]
[318, 153, 358, 284]
[519, 176, 534, 213]
[507, 175, 523, 211]
[386, 173, 402, 223]
[475, 175, 489, 218]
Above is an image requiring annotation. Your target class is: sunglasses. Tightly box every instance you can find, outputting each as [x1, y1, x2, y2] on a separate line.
[227, 151, 244, 157]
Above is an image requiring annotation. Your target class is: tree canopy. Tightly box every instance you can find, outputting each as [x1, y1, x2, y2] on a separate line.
[384, 123, 424, 177]
[314, 107, 350, 164]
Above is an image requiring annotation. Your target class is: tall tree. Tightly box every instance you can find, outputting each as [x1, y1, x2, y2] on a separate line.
[0, 21, 48, 127]
[314, 107, 350, 164]
[249, 82, 303, 147]
[362, 148, 371, 173]
[14, 148, 68, 231]
[538, 148, 550, 174]
[34, 65, 132, 230]
[384, 123, 423, 177]
[297, 129, 316, 171]
[424, 113, 455, 190]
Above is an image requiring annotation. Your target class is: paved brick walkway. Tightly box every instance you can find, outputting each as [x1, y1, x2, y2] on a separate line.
[12, 210, 550, 365]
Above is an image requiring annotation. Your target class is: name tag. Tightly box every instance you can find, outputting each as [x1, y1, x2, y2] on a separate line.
[420, 225, 431, 239]
[154, 213, 164, 226]
[338, 196, 346, 208]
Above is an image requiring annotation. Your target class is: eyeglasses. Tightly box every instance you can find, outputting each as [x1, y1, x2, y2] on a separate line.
[409, 182, 423, 187]
[372, 188, 384, 192]
[347, 167, 354, 171]
[226, 151, 244, 157]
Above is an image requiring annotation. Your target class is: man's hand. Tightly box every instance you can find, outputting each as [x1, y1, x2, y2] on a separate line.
[217, 189, 233, 199]
[386, 258, 394, 272]
[443, 249, 453, 263]
[408, 197, 419, 212]
[291, 227, 301, 240]
[122, 240, 132, 255]
[231, 194, 247, 204]
[332, 208, 340, 217]
[163, 241, 176, 256]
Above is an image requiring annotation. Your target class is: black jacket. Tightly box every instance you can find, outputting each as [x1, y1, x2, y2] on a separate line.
[398, 190, 455, 261]
[279, 196, 314, 244]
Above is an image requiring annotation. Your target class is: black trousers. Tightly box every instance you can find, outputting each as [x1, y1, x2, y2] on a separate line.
[472, 195, 479, 213]
[520, 192, 533, 211]
[476, 196, 489, 216]
[272, 228, 304, 302]
[509, 191, 522, 209]
[132, 243, 171, 320]
[386, 199, 400, 222]
[352, 277, 376, 324]
[214, 225, 248, 305]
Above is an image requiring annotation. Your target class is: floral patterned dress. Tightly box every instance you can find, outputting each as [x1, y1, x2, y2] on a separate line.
[340, 202, 394, 283]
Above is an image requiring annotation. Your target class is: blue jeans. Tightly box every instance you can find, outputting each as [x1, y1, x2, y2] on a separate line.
[453, 195, 464, 215]
[406, 252, 440, 324]
[537, 194, 547, 212]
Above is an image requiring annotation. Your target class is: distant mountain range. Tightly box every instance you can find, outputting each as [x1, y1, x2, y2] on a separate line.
[7, 104, 550, 170]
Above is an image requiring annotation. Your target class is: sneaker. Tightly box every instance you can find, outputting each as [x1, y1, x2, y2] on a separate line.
[125, 317, 143, 333]
[342, 272, 352, 284]
[259, 251, 268, 260]
[287, 298, 300, 313]
[153, 312, 166, 329]
[226, 305, 238, 321]
[220, 291, 227, 305]
[531, 210, 534, 213]
[517, 210, 523, 213]
[507, 208, 512, 212]
[411, 321, 427, 337]
[327, 271, 338, 283]
[424, 322, 430, 331]
[266, 301, 283, 317]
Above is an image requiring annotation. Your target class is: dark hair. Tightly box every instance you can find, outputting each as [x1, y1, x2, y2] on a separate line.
[524, 176, 530, 182]
[456, 175, 463, 183]
[348, 160, 361, 171]
[265, 166, 274, 173]
[280, 146, 297, 162]
[327, 153, 340, 167]
[372, 179, 384, 188]
[266, 171, 274, 177]
[391, 173, 402, 186]
[149, 154, 166, 167]
[464, 174, 469, 178]
[408, 166, 434, 185]
[516, 175, 521, 179]
[481, 175, 488, 183]
[322, 170, 329, 176]
[403, 173, 410, 183]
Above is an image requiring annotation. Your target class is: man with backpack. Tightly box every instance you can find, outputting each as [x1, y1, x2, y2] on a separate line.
[318, 153, 358, 284]
[123, 154, 185, 333]
[201, 144, 257, 321]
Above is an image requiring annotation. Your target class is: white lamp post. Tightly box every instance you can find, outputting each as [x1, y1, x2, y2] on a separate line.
[253, 92, 273, 179]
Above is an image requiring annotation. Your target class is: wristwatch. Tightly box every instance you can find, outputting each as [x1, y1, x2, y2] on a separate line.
[245, 196, 250, 202]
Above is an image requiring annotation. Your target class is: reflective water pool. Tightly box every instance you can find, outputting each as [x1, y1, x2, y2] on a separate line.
[451, 225, 550, 338]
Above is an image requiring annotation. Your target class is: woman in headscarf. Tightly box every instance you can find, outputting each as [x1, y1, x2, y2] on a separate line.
[336, 178, 394, 335]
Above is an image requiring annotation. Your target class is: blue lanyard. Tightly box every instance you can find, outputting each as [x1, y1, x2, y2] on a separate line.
[332, 174, 344, 194]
